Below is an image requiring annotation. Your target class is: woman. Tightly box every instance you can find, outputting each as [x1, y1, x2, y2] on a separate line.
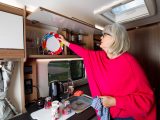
[59, 23, 156, 120]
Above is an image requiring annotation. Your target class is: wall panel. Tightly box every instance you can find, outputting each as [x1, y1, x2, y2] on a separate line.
[128, 24, 160, 119]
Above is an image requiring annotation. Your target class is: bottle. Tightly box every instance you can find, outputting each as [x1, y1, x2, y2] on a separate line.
[78, 34, 83, 43]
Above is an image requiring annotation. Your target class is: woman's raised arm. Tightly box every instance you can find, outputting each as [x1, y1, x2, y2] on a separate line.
[59, 35, 89, 58]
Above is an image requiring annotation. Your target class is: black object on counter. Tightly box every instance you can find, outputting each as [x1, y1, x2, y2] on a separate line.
[36, 97, 45, 108]
[49, 81, 65, 101]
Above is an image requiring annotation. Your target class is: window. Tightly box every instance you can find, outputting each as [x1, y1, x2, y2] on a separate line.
[111, 0, 145, 15]
[70, 60, 84, 80]
[101, 0, 148, 23]
[48, 60, 85, 83]
[94, 0, 155, 23]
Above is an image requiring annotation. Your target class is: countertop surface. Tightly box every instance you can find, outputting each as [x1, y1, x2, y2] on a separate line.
[10, 84, 96, 120]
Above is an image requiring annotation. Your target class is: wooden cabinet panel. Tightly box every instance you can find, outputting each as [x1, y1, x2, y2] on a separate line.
[0, 49, 24, 58]
[128, 24, 160, 89]
[0, 11, 24, 49]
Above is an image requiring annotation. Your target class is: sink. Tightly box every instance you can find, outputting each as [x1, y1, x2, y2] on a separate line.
[67, 94, 92, 113]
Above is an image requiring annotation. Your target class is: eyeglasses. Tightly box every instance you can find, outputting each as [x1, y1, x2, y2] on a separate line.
[102, 33, 111, 37]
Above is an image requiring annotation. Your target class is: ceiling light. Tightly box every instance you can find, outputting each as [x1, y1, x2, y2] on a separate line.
[111, 0, 145, 15]
[95, 24, 104, 30]
[93, 0, 129, 14]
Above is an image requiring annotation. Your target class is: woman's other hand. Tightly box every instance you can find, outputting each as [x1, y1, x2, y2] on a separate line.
[98, 96, 116, 108]
[59, 35, 70, 47]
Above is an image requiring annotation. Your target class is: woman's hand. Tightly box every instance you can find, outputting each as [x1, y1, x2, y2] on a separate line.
[59, 35, 70, 47]
[98, 96, 116, 108]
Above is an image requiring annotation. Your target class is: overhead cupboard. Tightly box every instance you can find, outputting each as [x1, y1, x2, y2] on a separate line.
[26, 7, 101, 58]
[0, 9, 25, 58]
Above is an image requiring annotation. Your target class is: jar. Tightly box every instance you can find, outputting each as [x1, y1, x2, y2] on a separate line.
[63, 100, 72, 115]
[71, 35, 75, 42]
[78, 34, 83, 41]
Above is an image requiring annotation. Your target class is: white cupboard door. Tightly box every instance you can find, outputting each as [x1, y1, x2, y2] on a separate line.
[0, 11, 24, 49]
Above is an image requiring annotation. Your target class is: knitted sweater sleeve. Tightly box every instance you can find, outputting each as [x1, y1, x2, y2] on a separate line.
[69, 43, 89, 58]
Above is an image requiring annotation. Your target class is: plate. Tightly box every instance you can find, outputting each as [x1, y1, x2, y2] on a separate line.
[42, 32, 63, 55]
[67, 94, 92, 113]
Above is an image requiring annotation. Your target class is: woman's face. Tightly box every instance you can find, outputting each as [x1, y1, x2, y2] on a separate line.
[100, 33, 114, 50]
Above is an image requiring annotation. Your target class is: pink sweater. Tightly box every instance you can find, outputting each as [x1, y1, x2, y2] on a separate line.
[69, 43, 156, 120]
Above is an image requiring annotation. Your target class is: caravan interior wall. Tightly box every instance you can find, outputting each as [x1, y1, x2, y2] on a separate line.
[128, 24, 160, 115]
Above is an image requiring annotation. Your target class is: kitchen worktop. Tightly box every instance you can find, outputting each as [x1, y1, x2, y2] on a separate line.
[10, 84, 96, 120]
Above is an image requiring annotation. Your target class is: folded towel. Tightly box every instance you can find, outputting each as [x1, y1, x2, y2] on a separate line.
[91, 97, 110, 120]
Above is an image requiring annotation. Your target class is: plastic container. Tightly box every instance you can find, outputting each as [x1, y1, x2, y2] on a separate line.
[44, 97, 52, 109]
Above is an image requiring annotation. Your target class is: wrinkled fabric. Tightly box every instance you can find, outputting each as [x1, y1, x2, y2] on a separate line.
[0, 68, 3, 92]
[0, 61, 15, 120]
[0, 99, 14, 120]
[91, 97, 110, 120]
[1, 61, 14, 93]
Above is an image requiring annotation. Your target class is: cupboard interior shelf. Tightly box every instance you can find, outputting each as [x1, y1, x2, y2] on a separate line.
[28, 55, 80, 59]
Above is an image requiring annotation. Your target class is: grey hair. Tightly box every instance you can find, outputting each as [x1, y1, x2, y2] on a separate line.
[103, 23, 130, 55]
